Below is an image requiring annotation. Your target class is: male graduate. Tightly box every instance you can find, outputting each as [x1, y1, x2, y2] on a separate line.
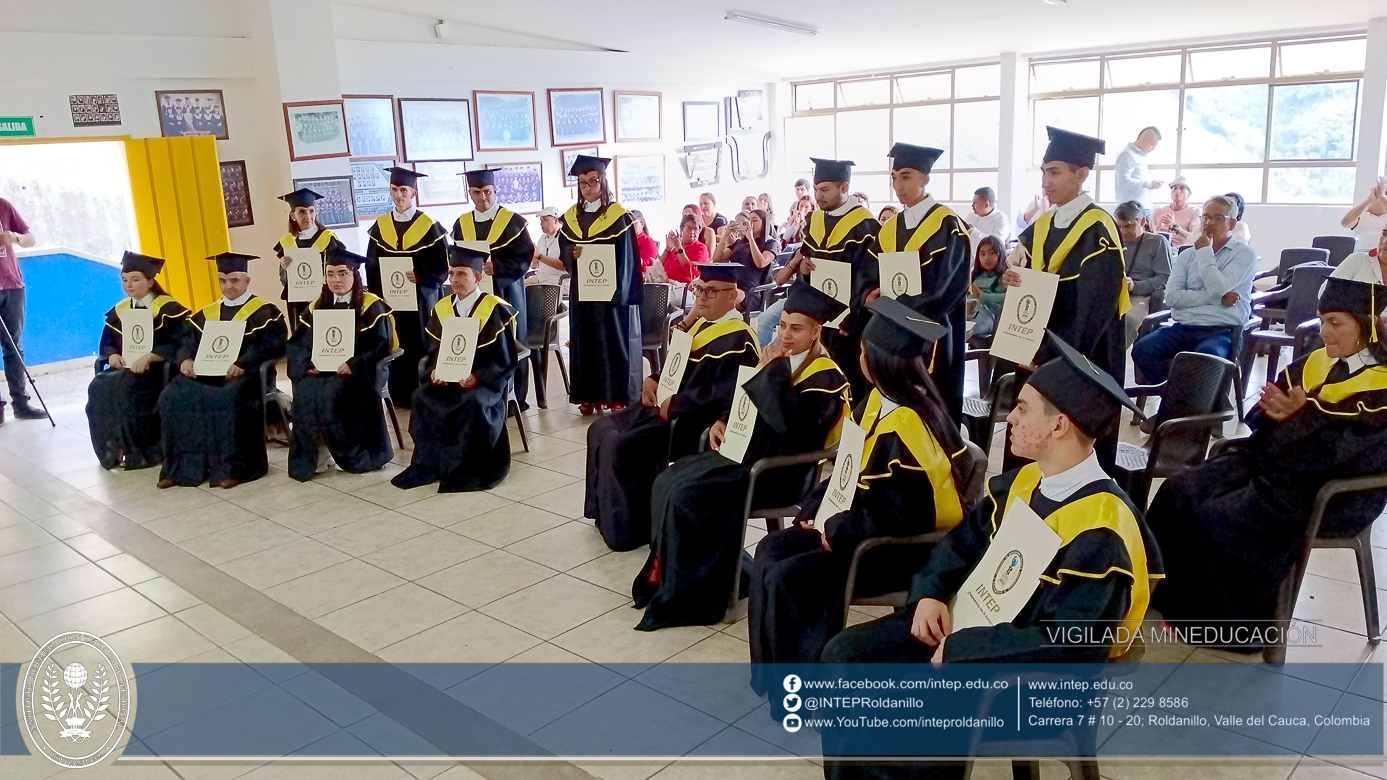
[158, 253, 287, 489]
[776, 158, 880, 402]
[392, 243, 520, 493]
[452, 169, 535, 409]
[364, 166, 449, 406]
[586, 262, 761, 551]
[875, 143, 972, 417]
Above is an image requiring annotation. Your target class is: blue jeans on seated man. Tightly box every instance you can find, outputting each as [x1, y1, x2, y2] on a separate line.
[1131, 323, 1232, 385]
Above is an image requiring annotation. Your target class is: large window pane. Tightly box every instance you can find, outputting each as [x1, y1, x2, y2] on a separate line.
[893, 104, 951, 163]
[1100, 89, 1180, 166]
[783, 115, 834, 171]
[836, 109, 890, 170]
[795, 82, 834, 111]
[1031, 60, 1100, 94]
[952, 171, 1000, 206]
[895, 73, 951, 103]
[1096, 170, 1115, 204]
[1032, 97, 1098, 165]
[852, 174, 893, 209]
[955, 65, 1001, 98]
[1267, 167, 1356, 203]
[839, 79, 890, 108]
[1270, 81, 1359, 160]
[953, 101, 999, 168]
[1106, 54, 1182, 88]
[1176, 168, 1265, 205]
[0, 141, 139, 260]
[1188, 46, 1271, 81]
[1279, 39, 1366, 76]
[1182, 85, 1268, 164]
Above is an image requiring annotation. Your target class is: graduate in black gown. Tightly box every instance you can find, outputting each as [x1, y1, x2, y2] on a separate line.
[874, 143, 971, 418]
[586, 262, 762, 551]
[88, 251, 190, 470]
[364, 167, 449, 407]
[158, 253, 287, 489]
[285, 247, 396, 482]
[558, 155, 643, 414]
[274, 188, 345, 333]
[747, 297, 970, 693]
[634, 281, 852, 631]
[1147, 276, 1387, 651]
[452, 169, 534, 409]
[819, 334, 1162, 780]
[392, 243, 520, 493]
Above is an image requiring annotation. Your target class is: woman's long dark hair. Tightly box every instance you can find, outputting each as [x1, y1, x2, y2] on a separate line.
[311, 266, 365, 311]
[863, 342, 971, 505]
[749, 209, 773, 246]
[1350, 314, 1387, 365]
[971, 234, 1008, 283]
[581, 174, 615, 218]
[629, 209, 651, 238]
[134, 271, 170, 299]
[286, 210, 328, 235]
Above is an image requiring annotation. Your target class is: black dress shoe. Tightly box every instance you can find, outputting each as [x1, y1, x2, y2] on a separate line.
[157, 477, 176, 489]
[12, 402, 47, 420]
[391, 465, 438, 490]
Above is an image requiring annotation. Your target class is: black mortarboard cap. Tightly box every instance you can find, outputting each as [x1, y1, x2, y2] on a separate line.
[463, 169, 495, 187]
[120, 251, 164, 277]
[862, 297, 947, 358]
[1042, 126, 1106, 168]
[568, 155, 611, 176]
[208, 252, 258, 274]
[1026, 332, 1143, 438]
[448, 242, 488, 273]
[279, 188, 323, 209]
[1319, 276, 1387, 344]
[690, 261, 746, 289]
[325, 246, 366, 271]
[811, 158, 854, 185]
[889, 143, 945, 174]
[783, 279, 848, 325]
[387, 166, 425, 187]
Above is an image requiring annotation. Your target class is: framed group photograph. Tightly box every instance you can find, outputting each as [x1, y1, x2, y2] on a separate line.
[473, 91, 537, 152]
[399, 98, 474, 162]
[283, 100, 350, 161]
[682, 101, 721, 142]
[156, 89, 229, 140]
[291, 176, 358, 228]
[413, 161, 470, 207]
[614, 91, 661, 142]
[343, 95, 398, 159]
[486, 162, 544, 214]
[548, 88, 605, 147]
[560, 146, 599, 187]
[616, 155, 665, 204]
[350, 160, 395, 218]
[219, 160, 253, 228]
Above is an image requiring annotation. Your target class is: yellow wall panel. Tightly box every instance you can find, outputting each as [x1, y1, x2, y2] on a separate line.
[124, 140, 163, 259]
[192, 137, 230, 258]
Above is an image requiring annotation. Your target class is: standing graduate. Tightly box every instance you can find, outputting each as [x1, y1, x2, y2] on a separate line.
[747, 297, 969, 691]
[633, 281, 851, 631]
[274, 188, 345, 332]
[285, 247, 396, 482]
[559, 155, 643, 414]
[392, 243, 520, 493]
[364, 167, 449, 407]
[452, 169, 534, 409]
[876, 143, 972, 418]
[778, 158, 880, 402]
[586, 262, 762, 552]
[88, 251, 190, 470]
[157, 253, 287, 489]
[1147, 276, 1387, 651]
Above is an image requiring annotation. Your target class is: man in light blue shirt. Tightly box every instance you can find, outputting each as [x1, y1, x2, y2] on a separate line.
[1131, 195, 1256, 384]
[1113, 127, 1164, 215]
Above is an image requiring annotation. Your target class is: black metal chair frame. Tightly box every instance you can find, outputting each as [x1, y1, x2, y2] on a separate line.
[376, 348, 406, 449]
[641, 283, 680, 376]
[259, 360, 292, 446]
[1239, 263, 1333, 398]
[962, 372, 1020, 453]
[525, 284, 571, 409]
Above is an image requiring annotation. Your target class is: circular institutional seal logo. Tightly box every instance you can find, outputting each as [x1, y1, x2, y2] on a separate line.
[837, 455, 854, 490]
[992, 551, 1025, 595]
[22, 632, 131, 768]
[588, 259, 605, 279]
[211, 335, 230, 353]
[821, 279, 839, 299]
[665, 353, 682, 378]
[1017, 294, 1038, 325]
[326, 326, 343, 348]
[451, 334, 468, 356]
[296, 262, 313, 280]
[890, 273, 909, 297]
[736, 393, 752, 421]
[130, 325, 145, 343]
[390, 270, 407, 290]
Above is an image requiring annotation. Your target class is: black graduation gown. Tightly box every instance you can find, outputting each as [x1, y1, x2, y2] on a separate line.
[559, 202, 643, 405]
[633, 349, 851, 630]
[364, 211, 449, 407]
[586, 316, 761, 551]
[1148, 350, 1387, 648]
[285, 292, 396, 481]
[157, 297, 287, 486]
[396, 292, 520, 492]
[87, 295, 190, 470]
[875, 202, 971, 418]
[800, 206, 881, 402]
[453, 208, 535, 406]
[747, 389, 967, 691]
[274, 228, 345, 333]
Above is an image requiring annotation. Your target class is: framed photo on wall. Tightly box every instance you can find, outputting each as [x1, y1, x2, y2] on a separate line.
[560, 146, 599, 187]
[486, 162, 544, 214]
[399, 98, 474, 162]
[413, 161, 470, 207]
[548, 88, 605, 147]
[350, 160, 395, 218]
[219, 160, 253, 228]
[616, 155, 664, 204]
[283, 100, 350, 161]
[679, 142, 722, 188]
[156, 89, 229, 140]
[473, 91, 537, 152]
[682, 101, 721, 142]
[291, 176, 357, 228]
[343, 95, 398, 160]
[614, 91, 661, 142]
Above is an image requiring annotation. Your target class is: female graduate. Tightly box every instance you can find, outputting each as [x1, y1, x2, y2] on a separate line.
[559, 156, 643, 415]
[88, 252, 190, 470]
[273, 188, 345, 332]
[633, 280, 852, 631]
[1147, 276, 1387, 650]
[285, 247, 396, 481]
[747, 297, 969, 690]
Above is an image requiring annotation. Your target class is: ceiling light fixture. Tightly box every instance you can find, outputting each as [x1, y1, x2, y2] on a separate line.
[1040, 0, 1069, 5]
[724, 11, 818, 37]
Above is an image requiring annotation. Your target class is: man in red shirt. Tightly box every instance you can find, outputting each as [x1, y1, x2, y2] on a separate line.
[0, 197, 44, 421]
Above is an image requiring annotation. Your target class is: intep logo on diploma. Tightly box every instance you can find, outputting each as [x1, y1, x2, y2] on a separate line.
[949, 498, 1062, 631]
[989, 267, 1059, 366]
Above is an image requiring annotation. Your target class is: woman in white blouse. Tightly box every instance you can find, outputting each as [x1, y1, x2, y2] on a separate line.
[1341, 182, 1387, 251]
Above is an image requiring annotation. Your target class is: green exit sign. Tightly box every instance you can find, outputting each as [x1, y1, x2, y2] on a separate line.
[0, 117, 35, 137]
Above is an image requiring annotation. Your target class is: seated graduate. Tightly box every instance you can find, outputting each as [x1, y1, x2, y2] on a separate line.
[747, 297, 970, 691]
[586, 261, 762, 551]
[633, 281, 852, 631]
[88, 251, 190, 470]
[285, 247, 396, 482]
[391, 243, 521, 493]
[158, 253, 287, 489]
[1147, 276, 1387, 651]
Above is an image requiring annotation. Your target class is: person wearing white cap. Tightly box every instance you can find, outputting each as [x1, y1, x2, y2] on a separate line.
[1153, 176, 1203, 249]
[527, 207, 566, 287]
